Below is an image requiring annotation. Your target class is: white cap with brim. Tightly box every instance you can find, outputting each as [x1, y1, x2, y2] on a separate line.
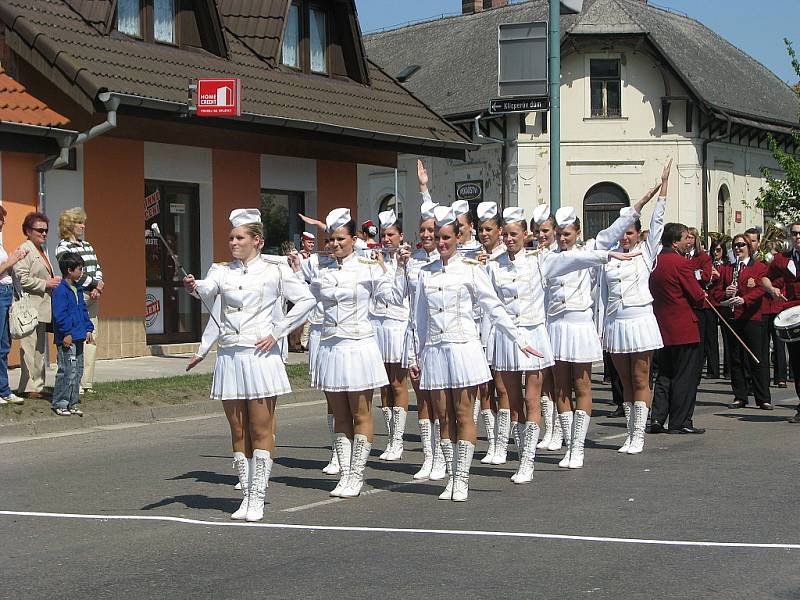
[229, 209, 262, 228]
[379, 209, 397, 230]
[434, 205, 457, 228]
[555, 206, 578, 228]
[420, 199, 438, 221]
[452, 200, 470, 217]
[532, 204, 551, 226]
[476, 201, 498, 223]
[325, 208, 351, 232]
[502, 206, 525, 225]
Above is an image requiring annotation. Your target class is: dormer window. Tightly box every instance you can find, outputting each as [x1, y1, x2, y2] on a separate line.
[309, 7, 328, 74]
[154, 0, 176, 44]
[117, 0, 141, 37]
[281, 2, 330, 75]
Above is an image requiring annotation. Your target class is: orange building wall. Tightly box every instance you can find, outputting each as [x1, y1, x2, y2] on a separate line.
[211, 149, 261, 261]
[316, 160, 358, 223]
[83, 137, 145, 318]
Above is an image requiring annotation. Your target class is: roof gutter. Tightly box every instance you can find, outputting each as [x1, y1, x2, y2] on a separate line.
[701, 110, 733, 238]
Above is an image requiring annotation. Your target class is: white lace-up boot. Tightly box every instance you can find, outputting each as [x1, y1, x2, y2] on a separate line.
[537, 395, 554, 449]
[245, 449, 273, 522]
[322, 414, 340, 474]
[413, 419, 434, 480]
[618, 402, 634, 454]
[479, 409, 496, 464]
[231, 452, 250, 520]
[451, 440, 475, 502]
[430, 421, 447, 480]
[386, 407, 407, 461]
[379, 407, 394, 460]
[511, 422, 540, 484]
[437, 438, 455, 500]
[491, 409, 511, 465]
[511, 421, 523, 460]
[340, 434, 371, 498]
[568, 410, 591, 469]
[627, 401, 648, 455]
[547, 407, 564, 450]
[329, 434, 352, 497]
[473, 397, 480, 425]
[557, 411, 574, 468]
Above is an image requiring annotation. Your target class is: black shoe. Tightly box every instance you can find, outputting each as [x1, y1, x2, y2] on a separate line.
[608, 405, 625, 418]
[758, 403, 774, 411]
[667, 426, 706, 434]
[776, 381, 787, 389]
[728, 399, 747, 409]
[787, 411, 800, 424]
[649, 421, 666, 434]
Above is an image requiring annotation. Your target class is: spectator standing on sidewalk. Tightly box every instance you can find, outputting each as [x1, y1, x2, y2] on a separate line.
[13, 212, 61, 399]
[55, 208, 104, 395]
[0, 205, 28, 406]
[50, 252, 94, 416]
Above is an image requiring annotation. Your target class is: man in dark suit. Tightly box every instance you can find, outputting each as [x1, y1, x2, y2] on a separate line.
[650, 223, 708, 434]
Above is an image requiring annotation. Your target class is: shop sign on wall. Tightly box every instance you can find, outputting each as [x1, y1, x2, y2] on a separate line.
[145, 287, 164, 334]
[196, 78, 241, 117]
[145, 190, 160, 220]
[454, 180, 484, 203]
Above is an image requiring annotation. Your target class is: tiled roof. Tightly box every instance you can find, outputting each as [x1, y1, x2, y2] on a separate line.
[0, 68, 69, 127]
[0, 0, 471, 155]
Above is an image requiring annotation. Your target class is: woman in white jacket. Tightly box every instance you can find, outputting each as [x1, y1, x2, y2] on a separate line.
[601, 160, 672, 455]
[183, 209, 315, 522]
[395, 206, 541, 502]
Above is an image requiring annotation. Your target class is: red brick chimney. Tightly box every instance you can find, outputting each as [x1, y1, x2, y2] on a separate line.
[462, 0, 507, 14]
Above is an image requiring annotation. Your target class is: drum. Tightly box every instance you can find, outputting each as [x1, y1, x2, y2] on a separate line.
[774, 306, 800, 344]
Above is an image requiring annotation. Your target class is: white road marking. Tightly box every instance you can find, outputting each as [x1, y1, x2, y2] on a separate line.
[281, 478, 419, 513]
[1, 510, 797, 550]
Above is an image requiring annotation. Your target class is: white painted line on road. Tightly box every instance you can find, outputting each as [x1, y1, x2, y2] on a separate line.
[281, 478, 419, 513]
[1, 510, 797, 550]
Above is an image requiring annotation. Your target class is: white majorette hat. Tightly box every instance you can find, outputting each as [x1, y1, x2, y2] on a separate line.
[325, 208, 351, 232]
[229, 209, 261, 228]
[420, 199, 439, 221]
[555, 206, 578, 228]
[434, 205, 457, 228]
[379, 209, 397, 230]
[532, 204, 551, 226]
[477, 201, 498, 223]
[302, 231, 315, 240]
[451, 200, 470, 217]
[502, 206, 525, 225]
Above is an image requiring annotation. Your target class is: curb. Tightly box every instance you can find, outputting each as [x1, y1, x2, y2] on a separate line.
[0, 388, 325, 440]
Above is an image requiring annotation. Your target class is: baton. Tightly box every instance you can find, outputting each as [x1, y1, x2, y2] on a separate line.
[704, 297, 760, 365]
[150, 223, 221, 330]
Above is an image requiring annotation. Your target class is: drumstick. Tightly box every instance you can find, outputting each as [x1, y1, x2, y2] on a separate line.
[704, 297, 760, 365]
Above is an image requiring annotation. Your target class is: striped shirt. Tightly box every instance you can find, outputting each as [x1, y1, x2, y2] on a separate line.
[55, 239, 103, 289]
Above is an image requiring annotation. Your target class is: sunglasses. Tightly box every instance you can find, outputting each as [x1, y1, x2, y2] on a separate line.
[733, 242, 748, 249]
[30, 227, 49, 234]
[791, 231, 800, 237]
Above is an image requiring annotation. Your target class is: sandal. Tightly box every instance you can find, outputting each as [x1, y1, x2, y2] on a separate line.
[52, 407, 71, 416]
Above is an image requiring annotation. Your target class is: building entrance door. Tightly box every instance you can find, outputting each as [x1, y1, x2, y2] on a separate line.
[144, 181, 201, 345]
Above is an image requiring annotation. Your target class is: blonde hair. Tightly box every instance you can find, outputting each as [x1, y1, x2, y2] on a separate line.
[59, 207, 87, 239]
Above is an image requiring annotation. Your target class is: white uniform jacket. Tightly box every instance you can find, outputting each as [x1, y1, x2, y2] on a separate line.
[300, 253, 337, 326]
[310, 252, 391, 341]
[193, 255, 314, 349]
[369, 255, 410, 321]
[600, 197, 667, 318]
[545, 208, 640, 318]
[404, 256, 522, 352]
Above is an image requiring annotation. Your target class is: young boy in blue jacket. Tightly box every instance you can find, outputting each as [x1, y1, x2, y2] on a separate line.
[51, 252, 94, 416]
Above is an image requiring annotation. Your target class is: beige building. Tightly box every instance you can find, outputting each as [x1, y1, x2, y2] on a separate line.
[360, 0, 799, 242]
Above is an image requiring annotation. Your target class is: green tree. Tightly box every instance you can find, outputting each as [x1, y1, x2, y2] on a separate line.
[758, 39, 800, 224]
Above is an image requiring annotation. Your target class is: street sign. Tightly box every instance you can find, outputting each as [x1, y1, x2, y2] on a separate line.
[490, 96, 550, 114]
[196, 78, 241, 117]
[498, 22, 548, 98]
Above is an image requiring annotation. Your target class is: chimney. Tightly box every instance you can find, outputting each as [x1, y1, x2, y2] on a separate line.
[462, 0, 507, 15]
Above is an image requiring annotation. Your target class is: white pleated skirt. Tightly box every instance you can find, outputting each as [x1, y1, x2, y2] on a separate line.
[307, 323, 322, 381]
[420, 339, 492, 390]
[371, 316, 411, 364]
[493, 323, 555, 372]
[547, 309, 603, 364]
[401, 326, 418, 369]
[484, 326, 496, 366]
[313, 336, 389, 392]
[211, 345, 291, 401]
[603, 305, 664, 353]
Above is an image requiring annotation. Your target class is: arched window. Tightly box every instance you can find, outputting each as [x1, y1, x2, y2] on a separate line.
[379, 194, 402, 227]
[717, 185, 730, 235]
[583, 183, 629, 240]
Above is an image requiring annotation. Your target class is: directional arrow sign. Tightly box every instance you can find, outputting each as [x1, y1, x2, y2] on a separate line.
[489, 96, 550, 114]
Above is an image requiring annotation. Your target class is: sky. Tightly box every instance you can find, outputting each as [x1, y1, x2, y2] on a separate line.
[355, 0, 800, 85]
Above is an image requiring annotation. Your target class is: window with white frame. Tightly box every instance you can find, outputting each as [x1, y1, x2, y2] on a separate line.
[590, 59, 622, 118]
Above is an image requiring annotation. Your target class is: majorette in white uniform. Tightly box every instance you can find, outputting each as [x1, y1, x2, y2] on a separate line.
[299, 251, 336, 381]
[599, 196, 666, 354]
[475, 201, 507, 359]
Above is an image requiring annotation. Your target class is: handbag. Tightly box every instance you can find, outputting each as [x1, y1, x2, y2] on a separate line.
[9, 282, 39, 339]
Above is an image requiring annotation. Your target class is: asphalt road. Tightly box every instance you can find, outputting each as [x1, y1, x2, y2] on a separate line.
[1, 378, 799, 600]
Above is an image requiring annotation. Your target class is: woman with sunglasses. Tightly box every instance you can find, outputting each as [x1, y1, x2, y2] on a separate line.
[719, 234, 772, 410]
[704, 240, 730, 379]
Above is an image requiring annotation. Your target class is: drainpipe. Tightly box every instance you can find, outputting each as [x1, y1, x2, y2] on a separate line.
[701, 110, 732, 239]
[37, 92, 121, 211]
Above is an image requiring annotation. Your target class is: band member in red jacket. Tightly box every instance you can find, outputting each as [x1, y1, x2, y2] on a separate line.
[763, 221, 800, 423]
[650, 223, 708, 434]
[719, 234, 772, 410]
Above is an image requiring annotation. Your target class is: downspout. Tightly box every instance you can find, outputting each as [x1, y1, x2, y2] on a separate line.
[701, 110, 732, 238]
[37, 92, 121, 211]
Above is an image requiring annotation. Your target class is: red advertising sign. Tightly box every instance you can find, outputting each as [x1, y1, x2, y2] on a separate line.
[144, 189, 160, 220]
[735, 210, 742, 224]
[196, 78, 241, 117]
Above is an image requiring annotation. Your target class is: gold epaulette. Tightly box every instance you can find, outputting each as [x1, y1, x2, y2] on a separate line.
[526, 248, 546, 257]
[462, 258, 480, 265]
[359, 257, 378, 265]
[261, 254, 287, 265]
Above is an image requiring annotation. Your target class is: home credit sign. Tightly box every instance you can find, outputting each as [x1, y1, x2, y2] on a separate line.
[196, 78, 241, 117]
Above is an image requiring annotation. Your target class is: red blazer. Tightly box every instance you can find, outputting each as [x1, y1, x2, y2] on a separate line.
[718, 260, 768, 321]
[767, 252, 800, 310]
[650, 250, 707, 346]
[705, 262, 728, 308]
[688, 251, 713, 286]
